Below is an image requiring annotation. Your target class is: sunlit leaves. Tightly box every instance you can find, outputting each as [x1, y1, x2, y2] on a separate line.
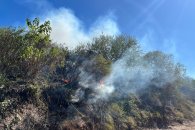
[26, 18, 51, 36]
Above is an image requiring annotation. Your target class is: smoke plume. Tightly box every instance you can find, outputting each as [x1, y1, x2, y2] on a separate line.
[42, 8, 120, 49]
[76, 48, 182, 103]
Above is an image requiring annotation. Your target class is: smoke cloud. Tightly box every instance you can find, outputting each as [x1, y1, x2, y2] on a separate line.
[76, 48, 182, 103]
[42, 8, 120, 49]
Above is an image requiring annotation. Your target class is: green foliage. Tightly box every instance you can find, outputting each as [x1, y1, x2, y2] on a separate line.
[0, 73, 6, 85]
[1, 18, 195, 130]
[26, 17, 51, 44]
[0, 18, 67, 79]
[92, 54, 111, 79]
[22, 45, 43, 60]
[108, 103, 128, 129]
[26, 18, 51, 35]
[0, 99, 12, 112]
[90, 35, 138, 61]
[0, 28, 24, 74]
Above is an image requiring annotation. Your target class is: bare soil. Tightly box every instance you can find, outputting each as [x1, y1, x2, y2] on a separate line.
[145, 121, 195, 130]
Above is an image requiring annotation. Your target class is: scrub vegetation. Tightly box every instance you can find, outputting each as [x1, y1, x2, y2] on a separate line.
[0, 18, 195, 130]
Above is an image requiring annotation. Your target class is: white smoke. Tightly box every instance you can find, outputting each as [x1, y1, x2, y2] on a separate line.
[42, 8, 120, 49]
[103, 49, 178, 96]
[76, 67, 114, 103]
[77, 48, 182, 103]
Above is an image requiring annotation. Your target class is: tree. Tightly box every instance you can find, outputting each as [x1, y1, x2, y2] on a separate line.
[0, 18, 66, 79]
[0, 28, 25, 78]
[144, 51, 185, 87]
[90, 35, 138, 61]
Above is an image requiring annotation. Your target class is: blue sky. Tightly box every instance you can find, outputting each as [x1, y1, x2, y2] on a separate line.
[0, 0, 195, 78]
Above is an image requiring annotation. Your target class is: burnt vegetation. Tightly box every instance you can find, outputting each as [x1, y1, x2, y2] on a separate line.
[0, 18, 195, 130]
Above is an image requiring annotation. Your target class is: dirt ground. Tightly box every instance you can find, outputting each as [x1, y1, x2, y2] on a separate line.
[145, 121, 195, 130]
[169, 121, 195, 130]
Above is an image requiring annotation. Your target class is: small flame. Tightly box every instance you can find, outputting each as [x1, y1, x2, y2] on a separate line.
[63, 79, 70, 84]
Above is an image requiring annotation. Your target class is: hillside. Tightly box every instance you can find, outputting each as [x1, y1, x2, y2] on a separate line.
[1, 18, 195, 130]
